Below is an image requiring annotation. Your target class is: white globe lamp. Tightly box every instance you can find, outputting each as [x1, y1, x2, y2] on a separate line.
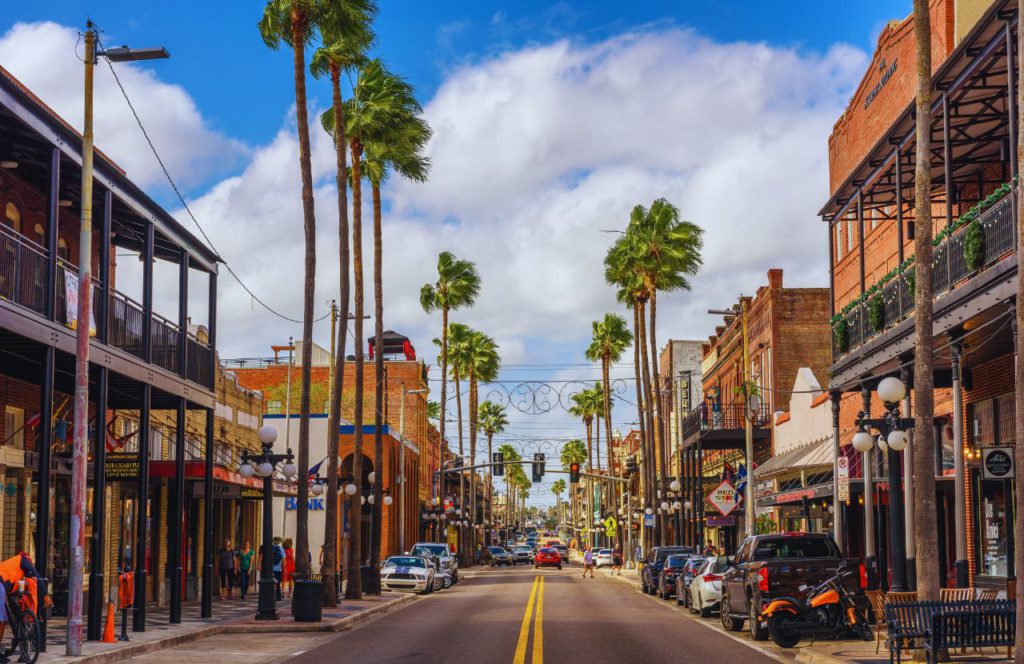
[238, 462, 254, 479]
[673, 501, 682, 510]
[670, 480, 681, 492]
[281, 462, 297, 479]
[258, 425, 277, 446]
[383, 495, 393, 506]
[367, 494, 375, 505]
[888, 429, 909, 451]
[258, 461, 274, 478]
[852, 431, 874, 453]
[344, 483, 358, 496]
[660, 501, 670, 511]
[311, 482, 324, 496]
[877, 376, 907, 404]
[644, 507, 653, 515]
[368, 471, 375, 484]
[877, 435, 888, 453]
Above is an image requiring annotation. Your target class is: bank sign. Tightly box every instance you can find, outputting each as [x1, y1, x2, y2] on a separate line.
[285, 497, 325, 511]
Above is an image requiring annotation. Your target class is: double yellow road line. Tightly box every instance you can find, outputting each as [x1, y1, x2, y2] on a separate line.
[513, 576, 544, 664]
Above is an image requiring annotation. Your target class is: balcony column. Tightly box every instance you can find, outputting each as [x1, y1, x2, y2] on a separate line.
[86, 366, 109, 640]
[142, 223, 154, 363]
[97, 189, 111, 343]
[695, 436, 704, 551]
[950, 332, 969, 587]
[942, 92, 954, 231]
[1005, 23, 1018, 179]
[35, 346, 55, 651]
[895, 148, 905, 264]
[861, 383, 877, 589]
[829, 390, 844, 553]
[177, 250, 188, 377]
[45, 148, 59, 321]
[169, 397, 186, 624]
[857, 189, 865, 295]
[133, 385, 151, 632]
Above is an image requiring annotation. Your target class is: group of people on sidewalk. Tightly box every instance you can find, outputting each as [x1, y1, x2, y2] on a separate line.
[580, 546, 623, 578]
[216, 537, 298, 601]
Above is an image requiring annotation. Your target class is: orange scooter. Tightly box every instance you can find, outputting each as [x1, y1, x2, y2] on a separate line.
[760, 561, 872, 648]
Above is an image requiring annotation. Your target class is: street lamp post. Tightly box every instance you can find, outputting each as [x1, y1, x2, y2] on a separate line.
[852, 377, 911, 592]
[240, 426, 297, 620]
[68, 24, 168, 656]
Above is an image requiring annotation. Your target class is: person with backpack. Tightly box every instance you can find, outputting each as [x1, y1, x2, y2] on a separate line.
[271, 537, 286, 601]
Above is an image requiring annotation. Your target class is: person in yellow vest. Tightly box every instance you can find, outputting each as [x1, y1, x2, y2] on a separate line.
[0, 552, 41, 662]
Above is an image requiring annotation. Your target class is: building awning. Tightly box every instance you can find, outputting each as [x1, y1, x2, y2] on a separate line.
[148, 461, 297, 495]
[755, 437, 833, 479]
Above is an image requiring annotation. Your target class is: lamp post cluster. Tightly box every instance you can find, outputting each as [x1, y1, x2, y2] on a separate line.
[851, 376, 912, 592]
[238, 426, 297, 621]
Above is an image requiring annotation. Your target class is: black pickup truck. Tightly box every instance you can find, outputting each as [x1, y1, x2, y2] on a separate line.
[719, 533, 864, 641]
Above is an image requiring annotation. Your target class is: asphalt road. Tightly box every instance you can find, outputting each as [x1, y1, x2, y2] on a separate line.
[287, 562, 782, 664]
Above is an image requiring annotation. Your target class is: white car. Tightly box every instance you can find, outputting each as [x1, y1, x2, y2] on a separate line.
[409, 542, 459, 583]
[381, 555, 435, 594]
[594, 549, 613, 568]
[686, 557, 729, 617]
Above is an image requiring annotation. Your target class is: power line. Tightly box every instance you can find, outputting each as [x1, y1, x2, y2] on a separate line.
[99, 36, 330, 326]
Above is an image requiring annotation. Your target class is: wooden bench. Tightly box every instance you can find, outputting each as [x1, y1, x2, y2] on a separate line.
[923, 600, 1015, 664]
[885, 600, 939, 664]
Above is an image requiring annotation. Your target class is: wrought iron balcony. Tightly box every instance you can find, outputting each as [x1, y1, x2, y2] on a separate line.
[682, 401, 772, 441]
[833, 186, 1017, 360]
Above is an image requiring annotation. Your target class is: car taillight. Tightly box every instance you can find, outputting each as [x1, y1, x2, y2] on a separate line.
[757, 567, 769, 592]
[703, 574, 722, 582]
[859, 564, 868, 589]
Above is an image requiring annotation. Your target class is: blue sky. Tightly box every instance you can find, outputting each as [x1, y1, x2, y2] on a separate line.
[8, 1, 908, 173]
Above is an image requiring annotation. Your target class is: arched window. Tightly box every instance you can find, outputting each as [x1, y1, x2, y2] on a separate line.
[4, 202, 20, 233]
[57, 238, 68, 261]
[33, 223, 44, 246]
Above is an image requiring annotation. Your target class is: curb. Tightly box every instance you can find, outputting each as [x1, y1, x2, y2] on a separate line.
[794, 650, 851, 664]
[50, 594, 418, 664]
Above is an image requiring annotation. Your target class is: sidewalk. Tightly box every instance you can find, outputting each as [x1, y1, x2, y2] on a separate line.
[36, 591, 417, 664]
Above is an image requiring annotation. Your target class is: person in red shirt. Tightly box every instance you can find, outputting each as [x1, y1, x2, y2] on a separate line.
[282, 538, 296, 599]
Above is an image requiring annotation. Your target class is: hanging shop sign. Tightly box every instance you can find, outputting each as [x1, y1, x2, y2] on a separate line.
[983, 447, 1014, 480]
[707, 480, 741, 517]
[837, 456, 850, 502]
[105, 452, 141, 481]
[241, 487, 264, 500]
[706, 515, 735, 527]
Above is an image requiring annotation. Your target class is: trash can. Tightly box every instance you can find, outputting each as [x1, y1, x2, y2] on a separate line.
[292, 574, 325, 622]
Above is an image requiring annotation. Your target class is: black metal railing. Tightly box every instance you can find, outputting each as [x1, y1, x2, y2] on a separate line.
[682, 402, 772, 439]
[108, 290, 146, 359]
[0, 226, 47, 315]
[835, 187, 1017, 359]
[186, 335, 213, 388]
[150, 312, 179, 374]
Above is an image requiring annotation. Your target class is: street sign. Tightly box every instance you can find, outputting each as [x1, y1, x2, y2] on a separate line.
[707, 480, 741, 517]
[643, 514, 655, 527]
[837, 456, 850, 502]
[983, 447, 1014, 479]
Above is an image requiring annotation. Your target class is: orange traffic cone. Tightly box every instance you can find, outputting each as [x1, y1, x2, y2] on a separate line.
[101, 601, 117, 643]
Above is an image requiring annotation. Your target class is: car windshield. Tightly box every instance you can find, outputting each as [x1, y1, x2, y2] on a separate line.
[514, 546, 532, 552]
[384, 557, 425, 568]
[709, 558, 730, 573]
[664, 555, 689, 567]
[489, 547, 505, 554]
[655, 548, 692, 562]
[598, 549, 612, 555]
[410, 544, 447, 557]
[752, 537, 839, 560]
[539, 548, 555, 553]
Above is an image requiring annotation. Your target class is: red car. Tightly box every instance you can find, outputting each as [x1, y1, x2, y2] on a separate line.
[534, 547, 562, 570]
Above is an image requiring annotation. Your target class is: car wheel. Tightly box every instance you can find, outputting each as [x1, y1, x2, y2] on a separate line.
[721, 591, 744, 632]
[687, 590, 697, 613]
[442, 576, 452, 589]
[660, 584, 671, 600]
[749, 598, 769, 641]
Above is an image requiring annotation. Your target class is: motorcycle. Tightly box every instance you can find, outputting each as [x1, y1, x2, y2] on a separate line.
[760, 561, 872, 648]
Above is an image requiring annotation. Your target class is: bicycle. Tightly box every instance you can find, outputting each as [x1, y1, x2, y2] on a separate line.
[5, 589, 41, 664]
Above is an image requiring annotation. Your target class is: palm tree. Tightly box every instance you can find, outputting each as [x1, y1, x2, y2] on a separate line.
[911, 0, 939, 603]
[427, 400, 441, 423]
[259, 0, 324, 577]
[420, 251, 481, 488]
[498, 443, 521, 529]
[347, 59, 431, 578]
[569, 385, 602, 470]
[560, 439, 587, 538]
[551, 478, 567, 528]
[465, 330, 499, 556]
[311, 0, 376, 605]
[438, 323, 471, 558]
[478, 400, 509, 541]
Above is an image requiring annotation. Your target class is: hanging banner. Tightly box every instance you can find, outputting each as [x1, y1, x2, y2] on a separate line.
[64, 268, 97, 336]
[837, 456, 850, 502]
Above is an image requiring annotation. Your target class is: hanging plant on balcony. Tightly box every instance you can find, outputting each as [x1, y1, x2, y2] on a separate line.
[905, 265, 915, 293]
[868, 294, 885, 332]
[964, 218, 985, 272]
[833, 318, 849, 353]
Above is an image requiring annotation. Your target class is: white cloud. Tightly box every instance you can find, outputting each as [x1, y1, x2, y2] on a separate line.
[0, 21, 246, 190]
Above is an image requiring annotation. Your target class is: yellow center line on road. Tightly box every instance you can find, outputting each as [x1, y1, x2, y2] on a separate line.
[513, 576, 541, 664]
[532, 576, 544, 664]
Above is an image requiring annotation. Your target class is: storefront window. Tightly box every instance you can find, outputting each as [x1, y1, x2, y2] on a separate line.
[980, 482, 1010, 577]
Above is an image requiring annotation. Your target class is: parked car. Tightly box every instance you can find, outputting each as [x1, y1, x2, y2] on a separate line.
[640, 546, 695, 595]
[380, 555, 435, 594]
[719, 533, 864, 642]
[657, 554, 702, 600]
[683, 556, 730, 617]
[595, 549, 613, 568]
[409, 542, 459, 584]
[511, 545, 534, 565]
[487, 546, 513, 566]
[672, 556, 708, 604]
[534, 547, 562, 569]
[552, 544, 568, 563]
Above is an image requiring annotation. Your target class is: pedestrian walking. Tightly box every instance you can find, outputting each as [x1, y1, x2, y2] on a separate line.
[611, 547, 623, 575]
[217, 538, 237, 600]
[582, 547, 595, 578]
[238, 541, 254, 599]
[703, 540, 717, 556]
[282, 537, 296, 598]
[271, 536, 286, 601]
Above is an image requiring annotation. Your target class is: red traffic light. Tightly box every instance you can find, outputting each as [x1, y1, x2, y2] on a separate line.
[569, 462, 581, 483]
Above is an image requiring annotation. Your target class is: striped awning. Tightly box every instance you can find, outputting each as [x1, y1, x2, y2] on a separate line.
[755, 437, 833, 479]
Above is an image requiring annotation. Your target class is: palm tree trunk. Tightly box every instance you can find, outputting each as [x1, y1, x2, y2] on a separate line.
[321, 63, 350, 607]
[911, 0, 938, 602]
[487, 432, 494, 545]
[290, 10, 316, 577]
[344, 137, 365, 600]
[469, 369, 478, 561]
[648, 290, 669, 545]
[1015, 0, 1024, 655]
[585, 420, 593, 469]
[595, 413, 602, 471]
[602, 353, 618, 549]
[638, 299, 659, 546]
[370, 182, 385, 577]
[631, 301, 649, 553]
[440, 306, 449, 475]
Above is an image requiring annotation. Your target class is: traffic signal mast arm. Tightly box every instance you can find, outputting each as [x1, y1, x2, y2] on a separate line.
[431, 460, 629, 483]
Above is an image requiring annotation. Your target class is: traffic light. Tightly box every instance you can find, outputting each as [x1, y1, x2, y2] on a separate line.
[569, 462, 580, 484]
[625, 455, 637, 475]
[493, 451, 504, 476]
[532, 453, 545, 483]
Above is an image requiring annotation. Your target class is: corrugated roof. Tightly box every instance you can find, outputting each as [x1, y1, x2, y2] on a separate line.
[756, 437, 832, 478]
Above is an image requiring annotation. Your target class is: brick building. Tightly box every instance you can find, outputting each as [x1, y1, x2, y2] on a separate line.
[821, 0, 1016, 591]
[679, 269, 830, 552]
